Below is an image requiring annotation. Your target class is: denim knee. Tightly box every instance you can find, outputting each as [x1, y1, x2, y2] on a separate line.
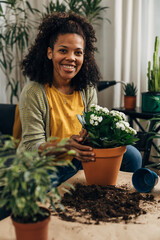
[120, 145, 142, 172]
[50, 158, 83, 187]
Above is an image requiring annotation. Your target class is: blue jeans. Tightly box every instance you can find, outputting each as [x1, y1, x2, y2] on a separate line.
[51, 145, 142, 187]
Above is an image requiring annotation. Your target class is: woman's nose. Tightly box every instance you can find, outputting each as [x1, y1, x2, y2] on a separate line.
[65, 52, 76, 61]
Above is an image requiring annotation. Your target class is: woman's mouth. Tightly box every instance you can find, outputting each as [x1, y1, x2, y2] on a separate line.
[62, 64, 76, 72]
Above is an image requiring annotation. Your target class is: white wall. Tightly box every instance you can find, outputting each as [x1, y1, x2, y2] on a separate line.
[95, 0, 115, 109]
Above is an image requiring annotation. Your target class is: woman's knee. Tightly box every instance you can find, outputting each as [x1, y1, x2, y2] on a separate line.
[121, 145, 142, 172]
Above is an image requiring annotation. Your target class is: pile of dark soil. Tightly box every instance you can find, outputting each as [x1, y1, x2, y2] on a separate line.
[52, 183, 155, 224]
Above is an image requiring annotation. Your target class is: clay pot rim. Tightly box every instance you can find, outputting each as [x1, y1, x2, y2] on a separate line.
[92, 145, 126, 151]
[141, 92, 160, 95]
[124, 95, 136, 97]
[92, 146, 127, 158]
[11, 207, 51, 227]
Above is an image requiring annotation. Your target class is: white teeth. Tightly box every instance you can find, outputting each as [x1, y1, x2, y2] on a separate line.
[63, 65, 75, 69]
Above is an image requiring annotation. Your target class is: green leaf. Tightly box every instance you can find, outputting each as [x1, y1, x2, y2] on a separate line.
[24, 171, 30, 181]
[16, 197, 26, 209]
[0, 199, 8, 208]
[57, 138, 69, 146]
[26, 1, 34, 13]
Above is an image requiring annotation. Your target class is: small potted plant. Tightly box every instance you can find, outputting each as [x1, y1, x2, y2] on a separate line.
[142, 36, 160, 112]
[123, 82, 137, 110]
[0, 136, 74, 240]
[77, 104, 138, 186]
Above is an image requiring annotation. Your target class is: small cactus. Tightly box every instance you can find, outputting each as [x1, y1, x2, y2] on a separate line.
[147, 36, 160, 92]
[123, 82, 137, 96]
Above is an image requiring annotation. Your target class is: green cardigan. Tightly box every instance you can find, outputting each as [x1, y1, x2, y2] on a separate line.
[17, 82, 97, 152]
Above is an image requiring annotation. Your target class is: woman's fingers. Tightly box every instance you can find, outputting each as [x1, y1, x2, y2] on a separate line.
[68, 138, 95, 162]
[76, 151, 95, 162]
[68, 138, 91, 150]
[70, 134, 83, 143]
[79, 128, 87, 138]
[75, 155, 95, 162]
[71, 149, 95, 162]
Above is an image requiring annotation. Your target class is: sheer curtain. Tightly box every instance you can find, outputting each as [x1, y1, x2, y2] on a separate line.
[96, 0, 159, 109]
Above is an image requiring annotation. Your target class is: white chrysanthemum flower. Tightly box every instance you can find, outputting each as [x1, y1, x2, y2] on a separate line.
[90, 119, 94, 125]
[98, 116, 103, 122]
[110, 110, 116, 116]
[90, 114, 95, 119]
[119, 112, 126, 121]
[95, 105, 102, 112]
[116, 122, 126, 131]
[129, 127, 137, 135]
[94, 121, 98, 126]
[121, 125, 126, 131]
[110, 110, 127, 122]
[133, 129, 137, 135]
[90, 104, 96, 108]
[93, 115, 98, 120]
[118, 120, 129, 128]
[102, 107, 109, 114]
[124, 122, 129, 127]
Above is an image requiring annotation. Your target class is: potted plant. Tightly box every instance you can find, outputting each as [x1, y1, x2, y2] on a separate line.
[142, 36, 160, 112]
[123, 82, 137, 110]
[77, 104, 138, 186]
[0, 136, 74, 240]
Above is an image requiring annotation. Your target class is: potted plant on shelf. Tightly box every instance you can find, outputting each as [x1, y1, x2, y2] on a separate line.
[142, 36, 160, 112]
[77, 104, 138, 186]
[123, 82, 137, 110]
[0, 136, 74, 240]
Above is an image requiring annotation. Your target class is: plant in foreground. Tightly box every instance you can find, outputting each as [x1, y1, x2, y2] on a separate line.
[0, 136, 75, 223]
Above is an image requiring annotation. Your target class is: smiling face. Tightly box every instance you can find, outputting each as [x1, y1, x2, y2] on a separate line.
[47, 33, 85, 87]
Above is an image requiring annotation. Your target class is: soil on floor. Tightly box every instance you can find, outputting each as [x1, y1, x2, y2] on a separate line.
[52, 183, 155, 224]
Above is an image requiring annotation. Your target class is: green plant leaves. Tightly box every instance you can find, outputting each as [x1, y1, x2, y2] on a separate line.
[148, 36, 160, 92]
[78, 105, 138, 148]
[0, 137, 76, 221]
[123, 82, 137, 96]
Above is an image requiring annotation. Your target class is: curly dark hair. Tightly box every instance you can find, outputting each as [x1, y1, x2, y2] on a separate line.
[21, 12, 101, 90]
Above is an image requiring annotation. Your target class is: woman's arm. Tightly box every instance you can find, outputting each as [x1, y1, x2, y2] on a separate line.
[19, 82, 49, 151]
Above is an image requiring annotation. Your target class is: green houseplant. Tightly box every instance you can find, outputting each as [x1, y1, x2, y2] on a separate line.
[44, 0, 110, 24]
[77, 104, 138, 185]
[148, 116, 160, 162]
[0, 0, 41, 103]
[0, 136, 74, 240]
[123, 82, 137, 110]
[142, 36, 160, 112]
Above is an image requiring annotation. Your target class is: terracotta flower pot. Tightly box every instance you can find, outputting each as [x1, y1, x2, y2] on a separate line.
[82, 146, 126, 186]
[12, 208, 50, 240]
[124, 96, 136, 110]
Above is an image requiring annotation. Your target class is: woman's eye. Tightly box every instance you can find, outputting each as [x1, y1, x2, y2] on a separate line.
[59, 49, 67, 53]
[75, 51, 83, 56]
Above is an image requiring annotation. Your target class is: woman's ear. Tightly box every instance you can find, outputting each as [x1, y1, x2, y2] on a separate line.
[47, 47, 53, 60]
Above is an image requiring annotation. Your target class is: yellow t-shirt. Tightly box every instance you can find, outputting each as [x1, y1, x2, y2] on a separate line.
[44, 84, 84, 138]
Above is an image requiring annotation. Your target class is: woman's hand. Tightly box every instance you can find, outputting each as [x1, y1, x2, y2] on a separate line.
[79, 128, 88, 139]
[38, 139, 67, 157]
[67, 131, 95, 162]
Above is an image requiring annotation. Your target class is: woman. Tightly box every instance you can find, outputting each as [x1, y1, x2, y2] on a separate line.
[18, 12, 142, 186]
